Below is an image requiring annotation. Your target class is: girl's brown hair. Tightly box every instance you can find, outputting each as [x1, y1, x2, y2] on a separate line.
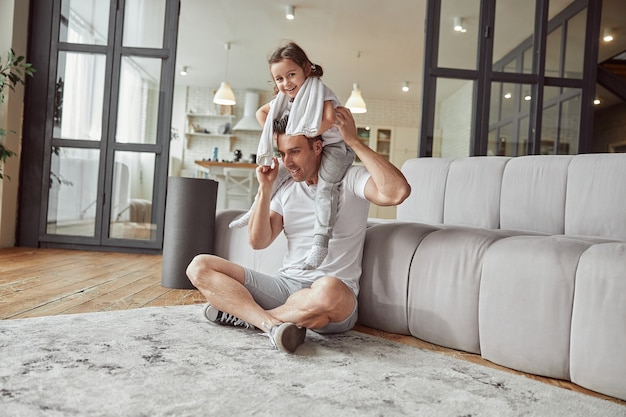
[268, 42, 323, 94]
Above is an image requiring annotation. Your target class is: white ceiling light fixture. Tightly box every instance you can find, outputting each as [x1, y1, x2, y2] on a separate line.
[402, 81, 410, 92]
[180, 66, 188, 76]
[286, 5, 295, 20]
[603, 28, 614, 42]
[213, 42, 236, 106]
[593, 98, 601, 105]
[454, 17, 466, 33]
[345, 51, 367, 114]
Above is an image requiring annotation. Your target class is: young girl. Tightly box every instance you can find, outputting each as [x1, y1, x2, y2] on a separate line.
[230, 42, 355, 270]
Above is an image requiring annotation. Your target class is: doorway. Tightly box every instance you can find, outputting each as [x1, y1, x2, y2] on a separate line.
[18, 0, 180, 252]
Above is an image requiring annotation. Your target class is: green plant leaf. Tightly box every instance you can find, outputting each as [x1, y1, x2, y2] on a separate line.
[0, 48, 36, 180]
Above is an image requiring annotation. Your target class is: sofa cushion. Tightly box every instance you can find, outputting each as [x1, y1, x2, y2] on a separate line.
[397, 158, 454, 224]
[570, 242, 626, 401]
[358, 222, 438, 335]
[565, 153, 626, 241]
[500, 155, 572, 234]
[443, 157, 510, 229]
[407, 227, 514, 354]
[479, 235, 593, 380]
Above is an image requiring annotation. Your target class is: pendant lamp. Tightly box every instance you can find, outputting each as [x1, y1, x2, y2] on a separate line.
[345, 52, 367, 114]
[213, 42, 236, 105]
[345, 83, 367, 114]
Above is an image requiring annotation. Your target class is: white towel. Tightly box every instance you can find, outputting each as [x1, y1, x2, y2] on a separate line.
[256, 77, 325, 166]
[286, 77, 325, 137]
[256, 94, 288, 166]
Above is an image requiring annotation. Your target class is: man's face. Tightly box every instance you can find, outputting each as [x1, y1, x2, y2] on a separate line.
[276, 133, 322, 184]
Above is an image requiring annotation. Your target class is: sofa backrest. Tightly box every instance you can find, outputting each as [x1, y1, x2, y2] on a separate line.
[397, 153, 626, 241]
[396, 158, 453, 224]
[443, 156, 510, 229]
[500, 155, 572, 234]
[398, 156, 510, 229]
[565, 153, 626, 240]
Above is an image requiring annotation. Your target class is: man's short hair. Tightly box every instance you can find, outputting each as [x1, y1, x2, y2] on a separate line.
[273, 115, 289, 135]
[273, 114, 323, 149]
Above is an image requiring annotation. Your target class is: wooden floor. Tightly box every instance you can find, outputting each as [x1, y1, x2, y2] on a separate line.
[0, 247, 623, 406]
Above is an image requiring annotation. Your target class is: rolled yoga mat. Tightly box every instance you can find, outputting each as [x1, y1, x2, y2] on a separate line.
[161, 177, 218, 289]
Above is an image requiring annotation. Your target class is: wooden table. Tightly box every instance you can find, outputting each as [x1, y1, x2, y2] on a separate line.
[194, 161, 257, 170]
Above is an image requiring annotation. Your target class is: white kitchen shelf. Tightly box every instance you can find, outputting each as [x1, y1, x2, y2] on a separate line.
[185, 132, 234, 147]
[185, 113, 235, 148]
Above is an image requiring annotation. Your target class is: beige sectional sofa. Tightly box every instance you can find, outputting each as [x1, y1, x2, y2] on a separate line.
[212, 153, 626, 401]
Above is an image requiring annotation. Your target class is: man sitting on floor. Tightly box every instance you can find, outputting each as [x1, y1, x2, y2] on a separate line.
[186, 106, 411, 353]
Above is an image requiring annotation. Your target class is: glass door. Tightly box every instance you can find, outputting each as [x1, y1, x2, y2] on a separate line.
[40, 0, 179, 250]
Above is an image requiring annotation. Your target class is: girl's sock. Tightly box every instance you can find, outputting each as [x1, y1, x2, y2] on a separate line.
[302, 235, 329, 270]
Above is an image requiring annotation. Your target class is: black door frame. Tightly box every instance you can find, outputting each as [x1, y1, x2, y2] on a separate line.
[17, 0, 180, 253]
[419, 0, 601, 157]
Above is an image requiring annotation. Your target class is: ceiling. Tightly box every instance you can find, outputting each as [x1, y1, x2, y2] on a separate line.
[174, 0, 625, 106]
[175, 0, 426, 103]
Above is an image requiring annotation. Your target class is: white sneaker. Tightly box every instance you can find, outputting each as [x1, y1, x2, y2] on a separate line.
[268, 322, 306, 353]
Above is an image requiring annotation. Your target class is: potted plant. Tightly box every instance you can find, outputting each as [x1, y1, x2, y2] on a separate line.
[0, 49, 35, 179]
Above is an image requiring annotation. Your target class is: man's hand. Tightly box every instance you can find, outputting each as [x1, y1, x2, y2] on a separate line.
[249, 156, 283, 249]
[256, 157, 280, 191]
[334, 106, 360, 148]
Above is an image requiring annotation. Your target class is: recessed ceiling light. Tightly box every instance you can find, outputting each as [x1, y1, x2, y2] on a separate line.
[454, 17, 466, 33]
[286, 5, 295, 20]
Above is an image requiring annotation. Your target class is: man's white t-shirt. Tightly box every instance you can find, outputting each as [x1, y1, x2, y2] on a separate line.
[270, 165, 371, 296]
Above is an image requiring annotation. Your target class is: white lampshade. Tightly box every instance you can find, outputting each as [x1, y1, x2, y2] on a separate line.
[213, 81, 236, 105]
[213, 42, 236, 106]
[345, 83, 367, 114]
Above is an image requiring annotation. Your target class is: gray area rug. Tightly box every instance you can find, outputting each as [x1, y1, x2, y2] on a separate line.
[0, 305, 623, 417]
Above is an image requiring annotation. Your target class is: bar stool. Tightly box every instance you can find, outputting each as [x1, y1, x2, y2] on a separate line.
[223, 168, 257, 209]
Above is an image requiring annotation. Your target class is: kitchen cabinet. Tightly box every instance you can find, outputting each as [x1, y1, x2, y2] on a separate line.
[355, 126, 393, 163]
[185, 113, 234, 147]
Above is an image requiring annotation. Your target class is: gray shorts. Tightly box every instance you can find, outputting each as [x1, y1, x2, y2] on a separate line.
[243, 267, 358, 334]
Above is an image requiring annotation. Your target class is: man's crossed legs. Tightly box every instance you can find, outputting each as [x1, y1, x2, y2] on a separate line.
[186, 255, 358, 353]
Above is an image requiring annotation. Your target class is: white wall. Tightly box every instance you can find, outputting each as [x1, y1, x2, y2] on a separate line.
[0, 0, 29, 247]
[169, 84, 187, 176]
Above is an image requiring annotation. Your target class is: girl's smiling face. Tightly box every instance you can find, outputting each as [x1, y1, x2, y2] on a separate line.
[270, 59, 309, 99]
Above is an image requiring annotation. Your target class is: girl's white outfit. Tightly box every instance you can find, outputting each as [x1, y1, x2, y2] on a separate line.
[229, 77, 355, 269]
